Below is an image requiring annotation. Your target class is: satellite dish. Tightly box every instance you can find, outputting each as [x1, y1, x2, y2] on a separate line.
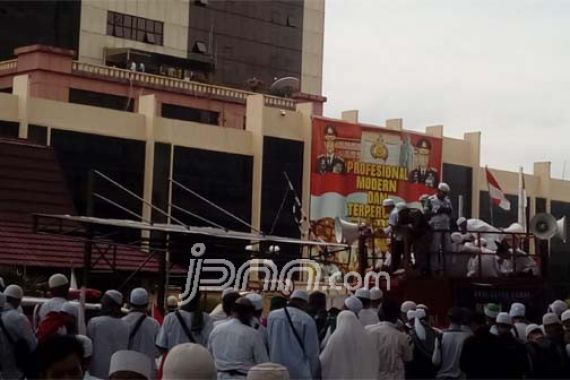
[269, 77, 300, 97]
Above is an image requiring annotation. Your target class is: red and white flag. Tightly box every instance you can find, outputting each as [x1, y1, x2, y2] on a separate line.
[486, 167, 511, 210]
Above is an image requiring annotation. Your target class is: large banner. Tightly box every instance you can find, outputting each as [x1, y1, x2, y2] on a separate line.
[310, 117, 443, 272]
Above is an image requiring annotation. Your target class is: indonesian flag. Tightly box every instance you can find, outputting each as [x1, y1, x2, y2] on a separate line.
[486, 167, 511, 210]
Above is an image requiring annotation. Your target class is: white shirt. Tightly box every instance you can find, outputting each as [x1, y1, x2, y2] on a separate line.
[156, 310, 213, 350]
[359, 308, 380, 327]
[87, 316, 129, 378]
[123, 312, 160, 373]
[433, 324, 471, 379]
[210, 304, 228, 322]
[320, 311, 378, 380]
[208, 318, 268, 376]
[36, 296, 67, 327]
[0, 309, 37, 379]
[366, 321, 413, 380]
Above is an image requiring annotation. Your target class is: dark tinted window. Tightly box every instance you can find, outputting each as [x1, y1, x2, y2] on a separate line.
[161, 103, 219, 125]
[69, 88, 134, 112]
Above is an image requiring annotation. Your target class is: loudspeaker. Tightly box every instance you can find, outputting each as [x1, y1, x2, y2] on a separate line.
[334, 217, 361, 244]
[530, 213, 567, 242]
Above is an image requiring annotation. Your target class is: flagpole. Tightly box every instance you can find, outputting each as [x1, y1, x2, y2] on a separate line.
[485, 166, 495, 226]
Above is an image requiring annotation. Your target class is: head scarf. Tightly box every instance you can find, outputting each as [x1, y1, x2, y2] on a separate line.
[319, 311, 378, 379]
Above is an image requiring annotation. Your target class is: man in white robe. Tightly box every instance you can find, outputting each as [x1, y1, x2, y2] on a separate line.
[87, 290, 129, 379]
[267, 290, 320, 380]
[356, 288, 379, 327]
[208, 297, 268, 378]
[122, 288, 160, 375]
[35, 273, 69, 328]
[0, 293, 37, 379]
[320, 310, 378, 379]
[366, 299, 413, 379]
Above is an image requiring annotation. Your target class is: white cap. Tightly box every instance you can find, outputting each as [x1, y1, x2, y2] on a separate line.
[406, 310, 416, 321]
[509, 303, 526, 318]
[370, 287, 383, 301]
[4, 285, 23, 300]
[438, 182, 450, 193]
[484, 303, 500, 319]
[543, 312, 562, 326]
[451, 232, 463, 243]
[222, 288, 238, 298]
[247, 362, 289, 380]
[496, 312, 512, 325]
[291, 290, 309, 303]
[104, 289, 123, 306]
[417, 304, 429, 311]
[167, 295, 179, 307]
[48, 273, 69, 288]
[562, 310, 570, 323]
[129, 287, 148, 306]
[382, 199, 395, 207]
[401, 300, 417, 313]
[415, 308, 427, 320]
[549, 300, 568, 316]
[109, 350, 152, 380]
[395, 202, 407, 211]
[344, 296, 363, 314]
[246, 293, 263, 311]
[355, 288, 371, 300]
[456, 217, 467, 226]
[61, 302, 79, 319]
[526, 323, 542, 337]
[75, 335, 93, 358]
[162, 343, 216, 380]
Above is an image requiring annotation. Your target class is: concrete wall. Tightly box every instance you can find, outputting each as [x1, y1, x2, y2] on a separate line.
[301, 0, 325, 96]
[79, 0, 190, 64]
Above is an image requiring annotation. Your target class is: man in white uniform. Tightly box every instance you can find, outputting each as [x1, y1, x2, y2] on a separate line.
[267, 290, 320, 380]
[356, 288, 379, 327]
[87, 290, 129, 379]
[366, 299, 413, 379]
[0, 293, 37, 379]
[36, 273, 69, 328]
[208, 297, 268, 378]
[123, 288, 160, 375]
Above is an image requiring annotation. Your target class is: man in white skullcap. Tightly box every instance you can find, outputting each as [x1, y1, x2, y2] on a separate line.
[401, 300, 416, 324]
[0, 292, 37, 379]
[122, 288, 160, 376]
[162, 343, 216, 380]
[247, 363, 289, 380]
[35, 273, 70, 328]
[494, 312, 529, 377]
[561, 309, 570, 331]
[156, 290, 213, 351]
[549, 299, 568, 318]
[356, 288, 379, 326]
[109, 350, 152, 380]
[343, 295, 363, 316]
[87, 290, 129, 378]
[370, 287, 383, 312]
[543, 312, 565, 348]
[4, 284, 23, 313]
[509, 303, 528, 342]
[267, 290, 320, 379]
[425, 182, 453, 274]
[366, 299, 413, 379]
[208, 297, 268, 378]
[246, 293, 268, 348]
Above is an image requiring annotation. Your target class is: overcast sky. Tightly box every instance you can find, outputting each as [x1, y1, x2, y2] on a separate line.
[322, 0, 570, 179]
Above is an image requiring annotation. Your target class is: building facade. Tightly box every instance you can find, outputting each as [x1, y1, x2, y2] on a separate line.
[0, 0, 324, 96]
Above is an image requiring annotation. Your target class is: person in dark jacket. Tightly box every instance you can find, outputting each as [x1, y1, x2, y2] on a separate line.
[526, 322, 567, 378]
[460, 312, 502, 379]
[494, 312, 530, 378]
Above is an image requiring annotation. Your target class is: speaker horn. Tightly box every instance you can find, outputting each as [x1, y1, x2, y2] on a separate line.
[334, 217, 361, 244]
[530, 213, 567, 242]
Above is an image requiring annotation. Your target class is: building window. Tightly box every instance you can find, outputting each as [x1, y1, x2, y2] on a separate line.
[193, 41, 208, 54]
[107, 11, 163, 46]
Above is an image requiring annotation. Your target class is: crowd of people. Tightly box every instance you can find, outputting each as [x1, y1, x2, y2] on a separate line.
[382, 182, 538, 278]
[1, 272, 570, 379]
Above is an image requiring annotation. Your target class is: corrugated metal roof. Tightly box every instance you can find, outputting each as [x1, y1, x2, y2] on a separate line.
[0, 138, 166, 273]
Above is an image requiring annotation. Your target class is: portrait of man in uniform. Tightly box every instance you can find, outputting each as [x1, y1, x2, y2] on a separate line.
[316, 125, 346, 174]
[409, 138, 439, 188]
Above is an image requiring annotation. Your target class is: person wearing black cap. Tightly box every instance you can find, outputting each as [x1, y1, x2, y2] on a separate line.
[316, 125, 345, 174]
[409, 138, 439, 188]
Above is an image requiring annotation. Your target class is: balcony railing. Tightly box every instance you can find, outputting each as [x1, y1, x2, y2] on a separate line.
[0, 60, 16, 72]
[71, 61, 296, 109]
